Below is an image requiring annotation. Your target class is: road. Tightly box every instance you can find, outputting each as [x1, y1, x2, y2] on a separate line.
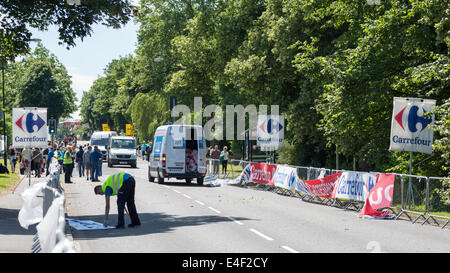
[65, 158, 450, 253]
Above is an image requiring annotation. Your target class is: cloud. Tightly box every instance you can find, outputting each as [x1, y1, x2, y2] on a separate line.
[69, 72, 98, 101]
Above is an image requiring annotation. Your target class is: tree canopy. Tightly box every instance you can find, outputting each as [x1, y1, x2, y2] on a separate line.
[0, 0, 136, 63]
[80, 0, 449, 177]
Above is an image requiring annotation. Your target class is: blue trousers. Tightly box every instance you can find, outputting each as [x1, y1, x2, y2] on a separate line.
[91, 163, 100, 181]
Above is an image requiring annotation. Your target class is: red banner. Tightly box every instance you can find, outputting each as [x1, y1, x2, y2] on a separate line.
[302, 173, 343, 198]
[359, 174, 395, 217]
[249, 163, 277, 186]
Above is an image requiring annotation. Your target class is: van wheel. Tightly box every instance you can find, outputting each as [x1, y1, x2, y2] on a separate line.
[197, 177, 204, 186]
[186, 178, 192, 184]
[148, 169, 154, 182]
[157, 175, 164, 184]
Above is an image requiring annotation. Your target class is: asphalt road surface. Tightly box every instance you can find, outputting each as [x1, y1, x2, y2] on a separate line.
[65, 158, 450, 253]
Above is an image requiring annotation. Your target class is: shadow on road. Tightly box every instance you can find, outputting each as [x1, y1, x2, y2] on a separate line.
[69, 212, 252, 239]
[0, 208, 37, 236]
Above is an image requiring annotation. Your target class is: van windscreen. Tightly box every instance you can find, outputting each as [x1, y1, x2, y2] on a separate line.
[111, 139, 136, 149]
[91, 138, 109, 146]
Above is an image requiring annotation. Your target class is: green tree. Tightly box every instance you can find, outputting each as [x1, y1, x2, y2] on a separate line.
[8, 44, 76, 120]
[0, 0, 136, 62]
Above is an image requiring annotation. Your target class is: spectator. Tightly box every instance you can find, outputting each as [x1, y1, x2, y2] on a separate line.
[76, 145, 85, 177]
[83, 146, 92, 181]
[90, 146, 102, 182]
[46, 147, 54, 176]
[32, 148, 42, 177]
[220, 146, 229, 175]
[8, 144, 16, 173]
[210, 145, 220, 175]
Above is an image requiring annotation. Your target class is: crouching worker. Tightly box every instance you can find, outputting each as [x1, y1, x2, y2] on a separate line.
[94, 173, 141, 229]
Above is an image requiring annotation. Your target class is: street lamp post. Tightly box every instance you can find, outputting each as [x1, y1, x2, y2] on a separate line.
[1, 64, 5, 166]
[1, 38, 42, 166]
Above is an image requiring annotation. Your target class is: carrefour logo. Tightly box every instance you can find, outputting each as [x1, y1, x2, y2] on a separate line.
[259, 118, 283, 135]
[15, 113, 46, 133]
[394, 105, 433, 133]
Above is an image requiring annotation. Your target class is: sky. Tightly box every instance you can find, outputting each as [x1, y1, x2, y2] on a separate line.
[30, 18, 140, 121]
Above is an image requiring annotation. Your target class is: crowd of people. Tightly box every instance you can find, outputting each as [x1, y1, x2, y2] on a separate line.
[7, 142, 106, 184]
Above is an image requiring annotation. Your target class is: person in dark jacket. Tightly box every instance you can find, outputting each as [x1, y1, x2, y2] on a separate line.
[90, 146, 102, 182]
[76, 146, 85, 177]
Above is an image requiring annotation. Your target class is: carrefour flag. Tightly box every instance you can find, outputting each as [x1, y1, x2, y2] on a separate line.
[389, 97, 435, 154]
[13, 108, 48, 148]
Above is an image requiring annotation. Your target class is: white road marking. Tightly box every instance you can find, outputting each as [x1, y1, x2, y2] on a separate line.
[173, 189, 181, 194]
[227, 216, 243, 225]
[281, 245, 299, 253]
[249, 228, 274, 241]
[208, 207, 221, 214]
[195, 200, 205, 206]
[182, 194, 192, 199]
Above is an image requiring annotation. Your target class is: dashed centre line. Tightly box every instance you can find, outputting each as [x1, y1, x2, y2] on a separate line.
[195, 200, 205, 206]
[162, 183, 298, 253]
[182, 194, 192, 199]
[208, 206, 221, 214]
[249, 228, 274, 241]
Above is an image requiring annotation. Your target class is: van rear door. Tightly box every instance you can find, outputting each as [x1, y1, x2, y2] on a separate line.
[196, 127, 207, 174]
[166, 126, 186, 174]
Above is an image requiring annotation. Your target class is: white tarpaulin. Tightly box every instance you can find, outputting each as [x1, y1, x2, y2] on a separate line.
[13, 107, 48, 148]
[389, 97, 436, 154]
[18, 182, 46, 229]
[66, 218, 115, 230]
[36, 196, 63, 253]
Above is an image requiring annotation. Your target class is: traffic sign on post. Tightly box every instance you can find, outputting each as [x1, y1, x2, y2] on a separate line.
[126, 124, 134, 136]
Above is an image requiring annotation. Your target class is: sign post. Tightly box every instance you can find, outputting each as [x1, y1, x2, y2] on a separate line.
[389, 97, 436, 208]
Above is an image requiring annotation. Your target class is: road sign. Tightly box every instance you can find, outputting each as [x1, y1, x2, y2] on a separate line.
[126, 124, 134, 136]
[102, 124, 110, 131]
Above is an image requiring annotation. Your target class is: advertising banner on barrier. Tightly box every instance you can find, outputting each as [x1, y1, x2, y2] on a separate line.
[359, 174, 395, 217]
[249, 162, 277, 185]
[332, 171, 376, 201]
[297, 173, 343, 198]
[271, 165, 297, 190]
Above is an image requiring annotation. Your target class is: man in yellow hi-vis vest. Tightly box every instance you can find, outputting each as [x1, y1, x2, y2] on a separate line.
[63, 147, 74, 183]
[94, 173, 141, 229]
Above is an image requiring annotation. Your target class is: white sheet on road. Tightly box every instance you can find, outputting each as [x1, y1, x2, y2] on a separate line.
[66, 218, 115, 230]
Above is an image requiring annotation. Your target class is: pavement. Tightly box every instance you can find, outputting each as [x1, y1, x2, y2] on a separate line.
[0, 172, 74, 253]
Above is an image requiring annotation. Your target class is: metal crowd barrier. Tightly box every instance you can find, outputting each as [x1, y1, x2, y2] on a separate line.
[31, 157, 75, 253]
[212, 159, 450, 229]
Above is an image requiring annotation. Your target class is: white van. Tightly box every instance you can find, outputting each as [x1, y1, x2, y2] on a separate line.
[106, 136, 137, 168]
[148, 125, 207, 185]
[89, 131, 117, 160]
